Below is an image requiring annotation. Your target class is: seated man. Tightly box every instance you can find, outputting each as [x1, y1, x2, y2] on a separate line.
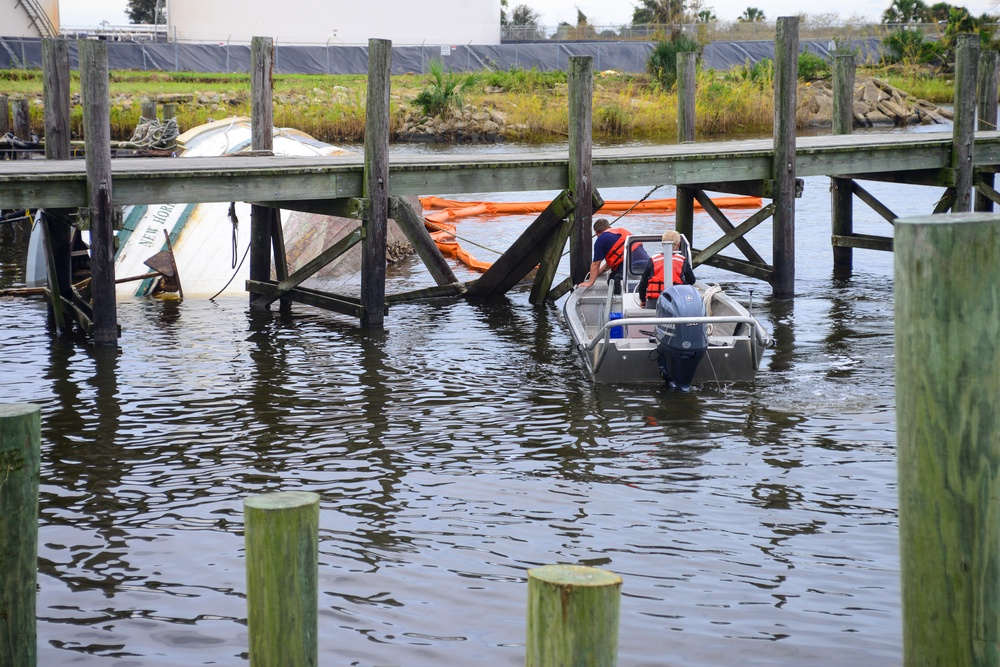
[638, 230, 696, 309]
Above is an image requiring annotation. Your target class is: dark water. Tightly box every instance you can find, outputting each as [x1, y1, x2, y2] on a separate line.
[0, 150, 941, 665]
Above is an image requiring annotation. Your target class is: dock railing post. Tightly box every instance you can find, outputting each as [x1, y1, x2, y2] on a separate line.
[675, 51, 697, 245]
[13, 97, 30, 142]
[975, 50, 999, 212]
[249, 36, 275, 306]
[831, 53, 856, 274]
[0, 403, 42, 667]
[568, 55, 593, 285]
[361, 38, 391, 329]
[952, 33, 979, 213]
[80, 39, 118, 346]
[526, 564, 622, 667]
[41, 38, 74, 332]
[772, 16, 799, 297]
[244, 491, 319, 667]
[677, 51, 696, 144]
[895, 212, 1000, 666]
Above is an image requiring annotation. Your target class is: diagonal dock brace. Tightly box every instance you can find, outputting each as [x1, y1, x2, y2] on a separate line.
[464, 190, 576, 299]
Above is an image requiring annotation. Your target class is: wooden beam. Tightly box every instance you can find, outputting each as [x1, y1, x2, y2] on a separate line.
[465, 190, 576, 299]
[772, 16, 799, 296]
[361, 38, 391, 329]
[976, 50, 1000, 212]
[952, 34, 979, 212]
[254, 197, 366, 218]
[832, 53, 856, 273]
[246, 280, 370, 318]
[677, 52, 696, 143]
[831, 233, 894, 251]
[80, 39, 116, 345]
[385, 283, 467, 303]
[529, 217, 572, 305]
[692, 203, 773, 266]
[249, 36, 274, 304]
[696, 252, 773, 282]
[975, 179, 1000, 207]
[250, 227, 364, 309]
[843, 169, 955, 187]
[933, 188, 956, 214]
[692, 188, 768, 265]
[851, 181, 898, 225]
[568, 56, 593, 286]
[546, 276, 573, 302]
[389, 196, 458, 286]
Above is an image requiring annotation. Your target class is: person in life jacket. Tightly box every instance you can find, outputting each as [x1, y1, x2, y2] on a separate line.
[576, 218, 649, 293]
[638, 230, 696, 308]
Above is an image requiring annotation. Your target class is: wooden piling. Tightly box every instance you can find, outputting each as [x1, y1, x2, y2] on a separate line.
[526, 564, 622, 667]
[832, 54, 856, 272]
[13, 98, 30, 141]
[0, 95, 9, 136]
[952, 33, 979, 213]
[675, 186, 695, 244]
[677, 52, 696, 143]
[161, 102, 177, 121]
[975, 51, 999, 212]
[568, 55, 594, 286]
[0, 403, 41, 667]
[80, 40, 117, 346]
[772, 16, 799, 297]
[42, 38, 74, 331]
[361, 38, 391, 329]
[245, 491, 319, 667]
[895, 212, 1000, 666]
[140, 98, 157, 120]
[249, 37, 275, 305]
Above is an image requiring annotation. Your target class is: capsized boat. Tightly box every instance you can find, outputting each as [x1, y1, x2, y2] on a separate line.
[562, 234, 772, 389]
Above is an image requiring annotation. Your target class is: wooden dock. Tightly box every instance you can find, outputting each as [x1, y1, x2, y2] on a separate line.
[3, 24, 1000, 343]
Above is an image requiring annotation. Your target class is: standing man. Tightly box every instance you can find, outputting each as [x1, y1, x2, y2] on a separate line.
[638, 230, 696, 308]
[576, 218, 648, 293]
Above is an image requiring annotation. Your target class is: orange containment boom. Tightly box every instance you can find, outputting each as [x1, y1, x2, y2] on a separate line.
[418, 194, 764, 273]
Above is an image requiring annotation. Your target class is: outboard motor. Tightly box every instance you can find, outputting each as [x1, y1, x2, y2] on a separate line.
[655, 285, 708, 391]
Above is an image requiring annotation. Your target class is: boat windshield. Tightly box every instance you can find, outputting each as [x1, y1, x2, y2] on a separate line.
[623, 236, 655, 293]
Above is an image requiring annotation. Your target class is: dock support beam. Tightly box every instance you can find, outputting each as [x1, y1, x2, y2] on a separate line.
[772, 16, 799, 297]
[80, 40, 117, 346]
[361, 38, 391, 329]
[976, 50, 999, 212]
[249, 36, 275, 306]
[41, 38, 74, 331]
[831, 54, 856, 274]
[568, 55, 593, 286]
[0, 95, 8, 137]
[895, 212, 1000, 666]
[0, 404, 41, 667]
[13, 98, 30, 142]
[952, 34, 979, 213]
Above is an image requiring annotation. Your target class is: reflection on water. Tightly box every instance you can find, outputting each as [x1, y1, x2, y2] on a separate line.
[0, 153, 924, 666]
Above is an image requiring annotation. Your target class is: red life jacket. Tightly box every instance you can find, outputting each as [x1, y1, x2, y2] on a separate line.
[603, 227, 631, 271]
[646, 254, 666, 302]
[672, 253, 686, 285]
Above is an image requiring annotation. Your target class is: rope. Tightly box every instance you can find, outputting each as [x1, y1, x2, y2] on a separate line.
[561, 183, 669, 258]
[423, 217, 505, 256]
[123, 116, 179, 150]
[209, 241, 250, 301]
[227, 202, 239, 269]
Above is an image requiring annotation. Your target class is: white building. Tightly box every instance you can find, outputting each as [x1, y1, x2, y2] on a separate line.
[166, 0, 501, 46]
[2, 0, 58, 37]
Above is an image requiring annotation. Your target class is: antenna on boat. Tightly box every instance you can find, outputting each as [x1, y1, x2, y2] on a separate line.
[748, 289, 754, 317]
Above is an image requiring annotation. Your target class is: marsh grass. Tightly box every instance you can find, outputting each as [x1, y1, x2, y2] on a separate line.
[1, 63, 950, 145]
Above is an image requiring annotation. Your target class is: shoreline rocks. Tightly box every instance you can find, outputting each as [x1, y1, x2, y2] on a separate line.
[397, 104, 507, 143]
[798, 76, 952, 128]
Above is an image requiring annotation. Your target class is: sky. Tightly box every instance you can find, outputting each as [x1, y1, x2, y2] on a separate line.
[59, 0, 1000, 28]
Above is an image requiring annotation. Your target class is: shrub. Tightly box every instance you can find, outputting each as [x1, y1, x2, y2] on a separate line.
[596, 102, 633, 137]
[798, 51, 830, 81]
[647, 35, 702, 89]
[412, 60, 481, 117]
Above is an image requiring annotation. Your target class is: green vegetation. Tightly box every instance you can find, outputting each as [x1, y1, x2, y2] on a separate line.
[647, 35, 701, 89]
[798, 51, 831, 81]
[412, 60, 481, 116]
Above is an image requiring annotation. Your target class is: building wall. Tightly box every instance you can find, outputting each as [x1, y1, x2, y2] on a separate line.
[165, 0, 501, 46]
[1, 0, 58, 37]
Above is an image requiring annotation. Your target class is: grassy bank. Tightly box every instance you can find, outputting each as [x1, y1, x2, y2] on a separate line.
[0, 64, 950, 145]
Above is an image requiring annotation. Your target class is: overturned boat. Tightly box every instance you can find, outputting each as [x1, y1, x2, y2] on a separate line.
[563, 234, 772, 389]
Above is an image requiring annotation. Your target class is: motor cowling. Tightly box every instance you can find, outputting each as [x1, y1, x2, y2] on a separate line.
[655, 285, 708, 391]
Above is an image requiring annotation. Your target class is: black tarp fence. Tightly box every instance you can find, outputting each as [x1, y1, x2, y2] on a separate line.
[0, 37, 883, 74]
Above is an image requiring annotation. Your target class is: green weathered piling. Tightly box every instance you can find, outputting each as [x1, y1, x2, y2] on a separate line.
[832, 53, 857, 272]
[952, 34, 979, 213]
[0, 404, 41, 667]
[568, 55, 593, 286]
[677, 52, 696, 143]
[976, 51, 999, 213]
[361, 38, 391, 329]
[245, 491, 319, 667]
[772, 16, 799, 297]
[526, 564, 622, 667]
[895, 212, 1000, 666]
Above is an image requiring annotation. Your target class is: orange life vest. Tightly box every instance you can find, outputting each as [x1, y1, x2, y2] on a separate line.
[603, 227, 631, 271]
[646, 254, 666, 302]
[672, 253, 686, 285]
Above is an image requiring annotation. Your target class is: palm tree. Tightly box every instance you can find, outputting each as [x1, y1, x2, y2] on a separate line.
[632, 0, 686, 25]
[881, 0, 928, 23]
[697, 8, 717, 21]
[738, 6, 766, 22]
